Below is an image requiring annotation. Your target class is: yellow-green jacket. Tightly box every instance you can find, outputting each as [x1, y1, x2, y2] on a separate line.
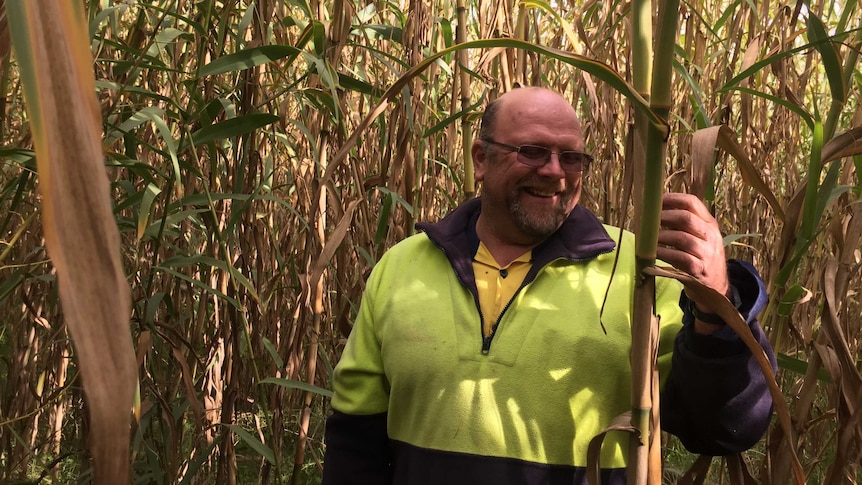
[324, 198, 775, 485]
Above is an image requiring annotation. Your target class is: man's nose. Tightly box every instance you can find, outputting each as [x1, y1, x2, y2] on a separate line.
[537, 151, 565, 177]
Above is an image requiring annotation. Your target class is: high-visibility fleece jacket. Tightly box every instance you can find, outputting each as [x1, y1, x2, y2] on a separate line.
[323, 197, 775, 485]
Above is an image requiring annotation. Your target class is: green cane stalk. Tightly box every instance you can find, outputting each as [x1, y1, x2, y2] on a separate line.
[628, 0, 677, 484]
[456, 0, 475, 199]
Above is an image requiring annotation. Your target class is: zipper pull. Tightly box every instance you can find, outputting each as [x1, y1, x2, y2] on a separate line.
[481, 335, 492, 354]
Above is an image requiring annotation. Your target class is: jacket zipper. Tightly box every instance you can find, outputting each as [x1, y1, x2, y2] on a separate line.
[422, 222, 616, 355]
[477, 249, 615, 355]
[480, 292, 520, 354]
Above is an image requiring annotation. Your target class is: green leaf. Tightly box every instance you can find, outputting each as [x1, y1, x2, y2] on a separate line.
[777, 284, 809, 317]
[377, 187, 414, 216]
[338, 72, 380, 95]
[312, 20, 326, 56]
[0, 273, 24, 304]
[199, 45, 302, 77]
[142, 209, 208, 239]
[437, 17, 454, 49]
[106, 106, 165, 146]
[422, 93, 486, 138]
[722, 233, 761, 246]
[776, 353, 831, 383]
[137, 183, 162, 242]
[89, 5, 126, 40]
[143, 292, 168, 328]
[155, 265, 242, 310]
[828, 185, 854, 201]
[146, 27, 185, 59]
[721, 41, 812, 92]
[188, 113, 279, 147]
[722, 86, 814, 128]
[262, 337, 284, 368]
[806, 12, 846, 104]
[259, 377, 334, 398]
[318, 346, 336, 383]
[177, 435, 222, 485]
[673, 57, 709, 130]
[139, 108, 182, 197]
[353, 24, 404, 44]
[355, 245, 375, 267]
[811, 158, 843, 235]
[159, 254, 260, 305]
[374, 190, 393, 247]
[800, 121, 825, 246]
[0, 148, 36, 167]
[521, 0, 580, 51]
[287, 0, 313, 19]
[227, 425, 275, 465]
[299, 86, 339, 117]
[104, 155, 162, 186]
[96, 81, 178, 109]
[237, 2, 257, 40]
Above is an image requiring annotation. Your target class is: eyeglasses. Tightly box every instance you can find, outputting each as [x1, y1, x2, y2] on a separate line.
[482, 139, 593, 173]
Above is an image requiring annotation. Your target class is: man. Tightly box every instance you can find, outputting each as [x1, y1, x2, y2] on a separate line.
[322, 87, 775, 484]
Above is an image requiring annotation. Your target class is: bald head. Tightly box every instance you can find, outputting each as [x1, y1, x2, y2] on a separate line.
[471, 87, 587, 254]
[478, 87, 583, 144]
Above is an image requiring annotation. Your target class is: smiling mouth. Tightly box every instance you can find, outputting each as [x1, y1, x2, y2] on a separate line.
[523, 187, 559, 198]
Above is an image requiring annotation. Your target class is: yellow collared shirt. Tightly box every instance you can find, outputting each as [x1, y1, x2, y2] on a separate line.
[472, 242, 532, 337]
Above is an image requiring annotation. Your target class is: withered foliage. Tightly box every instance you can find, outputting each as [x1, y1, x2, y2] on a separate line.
[0, 1, 859, 483]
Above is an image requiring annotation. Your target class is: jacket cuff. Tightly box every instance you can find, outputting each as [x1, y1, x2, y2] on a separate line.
[681, 259, 768, 356]
[323, 411, 392, 485]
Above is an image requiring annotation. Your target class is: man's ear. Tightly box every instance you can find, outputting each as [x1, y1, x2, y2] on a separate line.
[472, 140, 486, 182]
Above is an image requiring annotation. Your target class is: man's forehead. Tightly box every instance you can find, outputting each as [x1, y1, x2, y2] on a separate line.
[496, 99, 580, 133]
[497, 90, 576, 119]
[499, 87, 570, 104]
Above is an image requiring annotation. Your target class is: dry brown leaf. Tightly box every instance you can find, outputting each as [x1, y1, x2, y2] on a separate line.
[309, 198, 362, 293]
[586, 411, 636, 485]
[821, 127, 862, 164]
[645, 265, 805, 485]
[7, 1, 136, 482]
[691, 125, 785, 222]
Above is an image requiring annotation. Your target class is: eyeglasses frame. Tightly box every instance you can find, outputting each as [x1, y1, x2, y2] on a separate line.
[481, 138, 594, 173]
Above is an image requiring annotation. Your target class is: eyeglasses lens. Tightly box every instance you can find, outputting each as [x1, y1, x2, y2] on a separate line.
[515, 145, 588, 172]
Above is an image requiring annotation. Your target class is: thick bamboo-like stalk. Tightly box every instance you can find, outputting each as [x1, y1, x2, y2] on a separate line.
[626, 0, 653, 483]
[456, 0, 474, 199]
[630, 0, 652, 99]
[6, 1, 136, 483]
[293, 138, 327, 484]
[293, 0, 350, 474]
[628, 1, 678, 484]
[515, 5, 528, 85]
[629, 0, 653, 236]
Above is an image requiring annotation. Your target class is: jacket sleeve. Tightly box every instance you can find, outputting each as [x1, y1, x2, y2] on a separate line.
[323, 411, 391, 484]
[660, 259, 777, 455]
[322, 260, 393, 485]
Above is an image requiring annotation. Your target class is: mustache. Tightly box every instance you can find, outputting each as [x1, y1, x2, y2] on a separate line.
[517, 179, 570, 194]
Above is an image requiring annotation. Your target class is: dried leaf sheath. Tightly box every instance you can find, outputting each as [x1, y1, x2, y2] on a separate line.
[6, 1, 136, 483]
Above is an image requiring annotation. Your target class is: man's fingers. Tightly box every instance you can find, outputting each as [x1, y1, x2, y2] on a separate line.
[662, 192, 712, 220]
[661, 209, 706, 237]
[658, 226, 706, 252]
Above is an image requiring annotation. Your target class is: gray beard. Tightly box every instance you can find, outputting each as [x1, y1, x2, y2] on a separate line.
[509, 191, 574, 240]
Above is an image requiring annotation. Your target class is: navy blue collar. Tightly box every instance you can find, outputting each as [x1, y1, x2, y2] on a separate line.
[416, 197, 616, 290]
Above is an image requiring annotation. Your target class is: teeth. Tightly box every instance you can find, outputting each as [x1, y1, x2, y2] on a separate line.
[526, 188, 557, 197]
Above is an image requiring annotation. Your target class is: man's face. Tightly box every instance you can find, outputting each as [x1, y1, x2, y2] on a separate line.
[473, 90, 586, 245]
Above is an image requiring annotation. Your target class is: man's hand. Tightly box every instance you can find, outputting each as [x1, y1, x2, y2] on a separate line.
[657, 193, 731, 332]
